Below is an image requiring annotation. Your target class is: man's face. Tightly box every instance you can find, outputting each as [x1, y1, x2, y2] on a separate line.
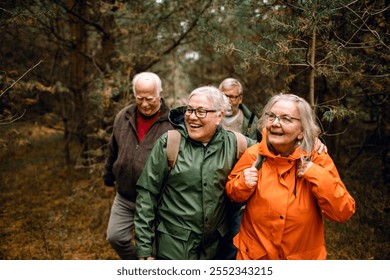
[185, 94, 223, 143]
[221, 86, 242, 117]
[134, 79, 161, 116]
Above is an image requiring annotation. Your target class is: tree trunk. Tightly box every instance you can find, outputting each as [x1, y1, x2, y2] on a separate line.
[309, 25, 316, 108]
[67, 0, 90, 160]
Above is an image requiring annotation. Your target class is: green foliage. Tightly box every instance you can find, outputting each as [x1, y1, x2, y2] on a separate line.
[1, 0, 388, 156]
[321, 106, 357, 123]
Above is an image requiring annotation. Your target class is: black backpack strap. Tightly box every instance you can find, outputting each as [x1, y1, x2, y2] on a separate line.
[254, 153, 266, 170]
[247, 112, 256, 134]
[248, 112, 255, 127]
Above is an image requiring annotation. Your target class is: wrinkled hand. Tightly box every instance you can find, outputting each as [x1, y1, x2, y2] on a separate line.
[314, 138, 328, 154]
[297, 158, 313, 177]
[243, 161, 259, 188]
[139, 256, 155, 260]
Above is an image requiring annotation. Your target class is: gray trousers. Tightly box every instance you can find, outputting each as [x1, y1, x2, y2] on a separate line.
[106, 192, 137, 260]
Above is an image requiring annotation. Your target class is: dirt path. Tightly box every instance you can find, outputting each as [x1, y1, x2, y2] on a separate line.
[0, 123, 118, 259]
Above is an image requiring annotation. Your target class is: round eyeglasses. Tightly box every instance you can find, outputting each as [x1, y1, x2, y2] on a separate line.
[224, 94, 242, 101]
[265, 112, 301, 124]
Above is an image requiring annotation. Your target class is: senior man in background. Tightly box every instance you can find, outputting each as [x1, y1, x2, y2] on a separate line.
[218, 78, 258, 140]
[103, 72, 173, 259]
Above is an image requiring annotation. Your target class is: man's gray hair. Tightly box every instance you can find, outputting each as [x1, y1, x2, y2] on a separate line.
[218, 78, 243, 95]
[132, 72, 162, 96]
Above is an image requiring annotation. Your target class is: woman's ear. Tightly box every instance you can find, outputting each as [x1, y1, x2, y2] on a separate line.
[217, 111, 224, 124]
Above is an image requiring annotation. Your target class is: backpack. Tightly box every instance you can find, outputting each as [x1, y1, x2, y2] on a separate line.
[166, 129, 248, 170]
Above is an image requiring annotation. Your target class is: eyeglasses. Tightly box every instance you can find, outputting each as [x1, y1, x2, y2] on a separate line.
[265, 112, 301, 124]
[224, 94, 242, 100]
[185, 107, 217, 119]
[135, 96, 159, 103]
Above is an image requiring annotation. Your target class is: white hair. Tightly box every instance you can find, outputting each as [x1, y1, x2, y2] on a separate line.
[188, 86, 230, 113]
[132, 72, 162, 96]
[218, 78, 243, 95]
[258, 93, 321, 154]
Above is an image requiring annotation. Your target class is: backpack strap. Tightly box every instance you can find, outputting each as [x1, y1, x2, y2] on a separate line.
[157, 130, 181, 206]
[254, 153, 266, 170]
[166, 130, 181, 170]
[247, 112, 256, 134]
[231, 131, 247, 159]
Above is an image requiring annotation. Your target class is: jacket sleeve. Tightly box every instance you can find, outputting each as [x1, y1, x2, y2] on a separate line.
[225, 145, 258, 202]
[135, 133, 169, 258]
[304, 152, 355, 222]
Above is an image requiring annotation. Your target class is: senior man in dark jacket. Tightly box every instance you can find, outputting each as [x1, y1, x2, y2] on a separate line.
[135, 86, 256, 260]
[103, 72, 173, 259]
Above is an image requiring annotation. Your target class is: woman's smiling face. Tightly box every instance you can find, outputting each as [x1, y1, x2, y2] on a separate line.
[185, 94, 223, 143]
[265, 100, 303, 155]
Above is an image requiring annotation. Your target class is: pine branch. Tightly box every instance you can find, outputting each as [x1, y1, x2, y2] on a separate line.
[0, 60, 44, 98]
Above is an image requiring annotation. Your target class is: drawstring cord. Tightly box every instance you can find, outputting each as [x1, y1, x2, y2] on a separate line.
[294, 161, 298, 197]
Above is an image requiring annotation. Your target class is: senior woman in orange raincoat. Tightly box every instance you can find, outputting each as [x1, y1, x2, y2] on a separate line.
[225, 93, 355, 260]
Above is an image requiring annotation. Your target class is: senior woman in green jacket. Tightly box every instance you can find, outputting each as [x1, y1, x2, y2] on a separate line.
[135, 86, 256, 260]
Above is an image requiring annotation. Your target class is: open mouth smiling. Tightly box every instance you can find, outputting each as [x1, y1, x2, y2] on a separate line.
[270, 131, 284, 136]
[189, 123, 202, 129]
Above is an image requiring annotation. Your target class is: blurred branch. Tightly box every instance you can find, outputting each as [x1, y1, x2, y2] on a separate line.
[142, 0, 214, 71]
[0, 110, 26, 125]
[342, 2, 390, 50]
[0, 60, 44, 98]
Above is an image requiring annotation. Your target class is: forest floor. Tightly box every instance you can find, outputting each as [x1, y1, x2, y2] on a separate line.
[0, 121, 388, 260]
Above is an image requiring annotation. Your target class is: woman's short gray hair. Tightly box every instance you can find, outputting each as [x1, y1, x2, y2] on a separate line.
[188, 86, 231, 114]
[258, 93, 321, 154]
[132, 72, 162, 96]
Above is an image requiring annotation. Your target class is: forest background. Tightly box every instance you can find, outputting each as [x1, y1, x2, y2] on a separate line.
[0, 0, 388, 260]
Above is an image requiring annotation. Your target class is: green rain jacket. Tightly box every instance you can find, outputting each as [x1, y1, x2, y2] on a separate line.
[135, 106, 255, 259]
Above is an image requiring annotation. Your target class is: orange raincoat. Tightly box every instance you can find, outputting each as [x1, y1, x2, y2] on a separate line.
[225, 130, 355, 260]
